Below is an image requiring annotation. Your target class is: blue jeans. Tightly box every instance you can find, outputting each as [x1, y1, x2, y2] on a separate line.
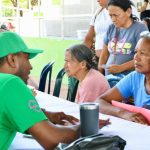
[106, 73, 125, 88]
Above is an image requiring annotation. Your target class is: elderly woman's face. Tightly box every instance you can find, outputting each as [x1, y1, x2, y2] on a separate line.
[134, 38, 150, 74]
[64, 51, 83, 78]
[108, 5, 131, 28]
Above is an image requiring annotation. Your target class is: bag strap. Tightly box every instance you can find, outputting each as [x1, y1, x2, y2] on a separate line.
[94, 8, 104, 23]
[113, 28, 120, 64]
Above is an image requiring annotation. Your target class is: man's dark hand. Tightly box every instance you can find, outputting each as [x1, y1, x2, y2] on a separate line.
[43, 110, 79, 125]
[99, 119, 111, 128]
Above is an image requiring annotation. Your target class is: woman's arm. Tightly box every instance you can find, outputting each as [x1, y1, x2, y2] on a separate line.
[98, 44, 110, 74]
[84, 26, 95, 49]
[106, 59, 134, 74]
[119, 59, 134, 71]
[96, 87, 149, 125]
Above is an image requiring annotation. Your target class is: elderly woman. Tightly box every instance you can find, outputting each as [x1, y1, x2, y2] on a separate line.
[98, 0, 148, 78]
[97, 31, 150, 125]
[64, 44, 110, 103]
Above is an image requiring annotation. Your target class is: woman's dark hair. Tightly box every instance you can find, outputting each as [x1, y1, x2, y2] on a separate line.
[66, 44, 97, 70]
[108, 0, 138, 21]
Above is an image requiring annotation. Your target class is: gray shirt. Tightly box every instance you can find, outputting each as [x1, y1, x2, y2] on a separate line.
[104, 21, 148, 75]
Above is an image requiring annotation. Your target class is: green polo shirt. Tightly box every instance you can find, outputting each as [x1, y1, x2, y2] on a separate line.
[0, 73, 47, 150]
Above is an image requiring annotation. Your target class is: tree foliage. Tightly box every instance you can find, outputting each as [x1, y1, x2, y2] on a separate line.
[2, 0, 40, 17]
[10, 0, 17, 7]
[31, 0, 38, 6]
[2, 0, 39, 8]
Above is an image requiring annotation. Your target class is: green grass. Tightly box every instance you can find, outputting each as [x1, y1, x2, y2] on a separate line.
[23, 37, 81, 81]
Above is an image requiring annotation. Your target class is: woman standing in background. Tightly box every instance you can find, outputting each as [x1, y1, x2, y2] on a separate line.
[84, 0, 139, 60]
[98, 0, 148, 87]
[84, 0, 112, 59]
[98, 0, 148, 76]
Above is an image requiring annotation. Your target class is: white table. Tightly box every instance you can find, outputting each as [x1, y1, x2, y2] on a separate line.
[10, 91, 150, 150]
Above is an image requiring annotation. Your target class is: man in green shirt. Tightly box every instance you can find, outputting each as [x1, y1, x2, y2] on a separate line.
[0, 32, 80, 149]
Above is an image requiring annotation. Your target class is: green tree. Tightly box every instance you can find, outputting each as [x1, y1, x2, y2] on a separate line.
[2, 0, 41, 16]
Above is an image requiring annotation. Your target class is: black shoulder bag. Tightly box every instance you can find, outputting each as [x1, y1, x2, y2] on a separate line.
[56, 133, 126, 150]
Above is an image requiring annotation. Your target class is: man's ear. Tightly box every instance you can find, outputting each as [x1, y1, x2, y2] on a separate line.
[6, 54, 17, 68]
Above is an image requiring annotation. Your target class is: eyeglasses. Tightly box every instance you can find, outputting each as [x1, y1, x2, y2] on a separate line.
[140, 31, 150, 38]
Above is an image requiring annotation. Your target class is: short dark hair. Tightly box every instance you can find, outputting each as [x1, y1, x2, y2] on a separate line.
[66, 44, 96, 70]
[108, 0, 138, 21]
[0, 56, 6, 66]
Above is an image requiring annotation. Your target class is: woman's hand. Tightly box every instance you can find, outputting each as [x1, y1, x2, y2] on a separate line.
[119, 111, 149, 125]
[106, 64, 123, 74]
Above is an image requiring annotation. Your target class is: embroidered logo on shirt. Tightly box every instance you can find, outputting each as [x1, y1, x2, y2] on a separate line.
[28, 100, 41, 112]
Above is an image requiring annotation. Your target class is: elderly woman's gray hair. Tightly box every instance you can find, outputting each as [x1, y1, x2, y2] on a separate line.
[66, 44, 97, 70]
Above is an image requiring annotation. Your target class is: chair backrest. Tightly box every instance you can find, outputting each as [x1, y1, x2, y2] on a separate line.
[53, 68, 65, 97]
[38, 61, 55, 94]
[53, 69, 79, 102]
[67, 77, 79, 102]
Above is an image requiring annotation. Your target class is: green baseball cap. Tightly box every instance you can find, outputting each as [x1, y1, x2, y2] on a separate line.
[0, 31, 43, 59]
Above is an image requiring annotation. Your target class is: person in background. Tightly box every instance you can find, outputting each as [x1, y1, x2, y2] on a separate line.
[0, 24, 8, 32]
[142, 17, 150, 31]
[98, 0, 148, 87]
[64, 44, 110, 103]
[96, 31, 150, 125]
[7, 22, 15, 32]
[0, 31, 80, 150]
[84, 0, 139, 60]
[84, 0, 112, 59]
[137, 0, 150, 20]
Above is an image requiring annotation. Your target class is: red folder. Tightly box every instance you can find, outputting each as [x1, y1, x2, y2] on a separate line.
[112, 100, 150, 125]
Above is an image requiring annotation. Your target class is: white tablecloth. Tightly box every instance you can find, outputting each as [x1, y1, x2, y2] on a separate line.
[10, 91, 150, 150]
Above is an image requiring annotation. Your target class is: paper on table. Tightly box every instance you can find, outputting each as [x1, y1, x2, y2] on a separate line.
[112, 100, 150, 125]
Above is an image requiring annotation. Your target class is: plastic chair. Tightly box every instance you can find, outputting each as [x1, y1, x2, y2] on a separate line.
[38, 61, 55, 94]
[67, 77, 79, 102]
[53, 68, 65, 97]
[53, 69, 79, 102]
